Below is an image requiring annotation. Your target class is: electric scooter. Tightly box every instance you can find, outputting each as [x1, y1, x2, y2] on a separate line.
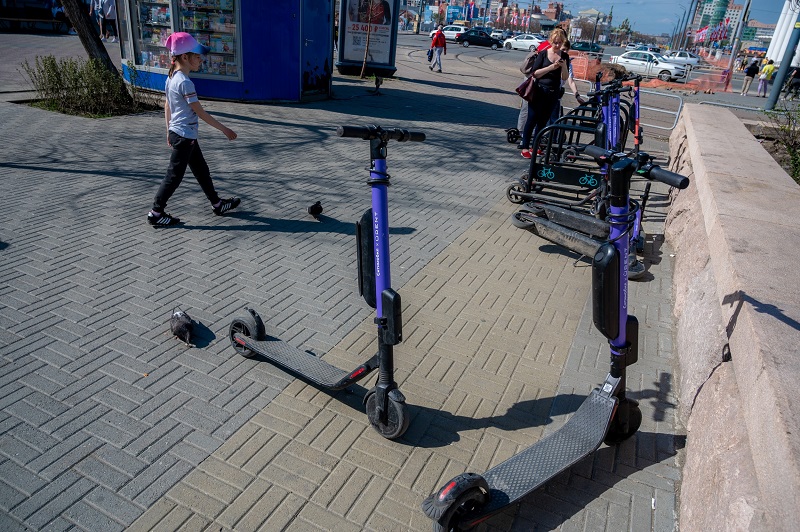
[510, 76, 652, 278]
[420, 146, 689, 531]
[228, 125, 425, 440]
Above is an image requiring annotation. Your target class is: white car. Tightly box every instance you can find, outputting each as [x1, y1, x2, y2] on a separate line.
[611, 51, 688, 82]
[625, 43, 639, 51]
[503, 34, 543, 52]
[662, 50, 701, 66]
[429, 25, 467, 41]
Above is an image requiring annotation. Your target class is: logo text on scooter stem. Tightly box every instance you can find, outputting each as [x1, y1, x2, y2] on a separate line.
[374, 211, 381, 277]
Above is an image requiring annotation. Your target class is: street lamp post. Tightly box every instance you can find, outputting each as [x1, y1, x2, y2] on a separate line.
[414, 0, 427, 34]
[590, 12, 600, 45]
[672, 5, 687, 49]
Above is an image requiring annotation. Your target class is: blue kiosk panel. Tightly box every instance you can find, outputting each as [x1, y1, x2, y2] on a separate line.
[121, 0, 332, 102]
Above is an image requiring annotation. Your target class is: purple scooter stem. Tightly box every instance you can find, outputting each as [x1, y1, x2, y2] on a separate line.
[370, 157, 391, 320]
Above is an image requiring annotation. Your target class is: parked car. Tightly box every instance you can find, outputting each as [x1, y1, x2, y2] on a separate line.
[456, 29, 504, 50]
[490, 29, 504, 40]
[611, 51, 688, 81]
[503, 33, 543, 51]
[429, 25, 467, 40]
[636, 44, 662, 53]
[662, 50, 701, 66]
[571, 41, 605, 56]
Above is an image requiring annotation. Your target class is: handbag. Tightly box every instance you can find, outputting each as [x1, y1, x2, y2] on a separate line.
[759, 73, 767, 80]
[427, 49, 433, 62]
[515, 76, 538, 102]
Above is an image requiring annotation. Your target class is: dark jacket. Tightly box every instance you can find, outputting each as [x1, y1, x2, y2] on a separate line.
[745, 62, 759, 78]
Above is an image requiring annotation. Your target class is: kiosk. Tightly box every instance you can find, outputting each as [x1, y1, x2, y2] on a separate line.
[336, 0, 400, 77]
[116, 0, 334, 102]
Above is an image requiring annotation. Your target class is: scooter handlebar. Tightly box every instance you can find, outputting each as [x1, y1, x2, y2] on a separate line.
[581, 144, 613, 160]
[336, 125, 426, 142]
[647, 166, 690, 189]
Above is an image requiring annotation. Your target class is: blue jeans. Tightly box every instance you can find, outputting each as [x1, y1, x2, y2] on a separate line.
[430, 47, 444, 71]
[520, 92, 558, 150]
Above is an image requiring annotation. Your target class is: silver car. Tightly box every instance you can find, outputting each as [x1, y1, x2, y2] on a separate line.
[429, 25, 467, 41]
[503, 34, 543, 51]
[662, 50, 701, 66]
[611, 51, 688, 82]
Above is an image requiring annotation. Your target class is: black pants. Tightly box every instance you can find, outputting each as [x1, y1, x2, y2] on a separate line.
[153, 132, 220, 212]
[103, 17, 116, 37]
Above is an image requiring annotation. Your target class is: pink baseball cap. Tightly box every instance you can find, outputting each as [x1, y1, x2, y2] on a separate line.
[165, 32, 210, 56]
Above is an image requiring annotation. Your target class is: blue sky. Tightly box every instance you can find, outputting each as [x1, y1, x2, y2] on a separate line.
[553, 0, 787, 36]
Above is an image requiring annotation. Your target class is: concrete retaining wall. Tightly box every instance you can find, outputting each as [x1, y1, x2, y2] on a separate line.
[665, 104, 800, 531]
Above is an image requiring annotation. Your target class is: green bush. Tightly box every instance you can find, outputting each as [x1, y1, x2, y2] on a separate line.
[20, 56, 160, 117]
[766, 105, 800, 185]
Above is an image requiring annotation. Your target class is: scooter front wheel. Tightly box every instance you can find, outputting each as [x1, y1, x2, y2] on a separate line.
[365, 390, 409, 440]
[506, 183, 525, 204]
[229, 308, 265, 358]
[506, 128, 520, 144]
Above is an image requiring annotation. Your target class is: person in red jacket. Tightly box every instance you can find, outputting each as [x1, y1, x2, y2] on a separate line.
[430, 25, 447, 73]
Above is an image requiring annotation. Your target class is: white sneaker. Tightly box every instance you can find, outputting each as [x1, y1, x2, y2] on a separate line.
[111, 37, 117, 43]
[100, 36, 107, 42]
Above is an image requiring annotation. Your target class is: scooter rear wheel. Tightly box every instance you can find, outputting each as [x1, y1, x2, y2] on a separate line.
[604, 398, 642, 445]
[510, 211, 538, 230]
[229, 308, 265, 358]
[421, 472, 489, 532]
[365, 390, 409, 440]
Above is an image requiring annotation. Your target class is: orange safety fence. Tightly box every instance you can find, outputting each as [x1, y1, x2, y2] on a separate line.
[569, 51, 734, 93]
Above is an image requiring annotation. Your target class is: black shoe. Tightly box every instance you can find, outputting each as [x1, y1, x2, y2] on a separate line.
[213, 197, 240, 216]
[147, 211, 181, 226]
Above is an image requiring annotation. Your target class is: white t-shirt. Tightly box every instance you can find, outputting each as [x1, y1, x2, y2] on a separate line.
[165, 71, 200, 139]
[103, 0, 116, 19]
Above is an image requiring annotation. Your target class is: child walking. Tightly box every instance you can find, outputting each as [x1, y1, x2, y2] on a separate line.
[148, 32, 240, 227]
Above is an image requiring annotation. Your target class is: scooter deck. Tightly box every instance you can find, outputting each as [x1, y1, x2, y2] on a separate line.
[529, 217, 602, 258]
[469, 388, 617, 522]
[233, 333, 378, 390]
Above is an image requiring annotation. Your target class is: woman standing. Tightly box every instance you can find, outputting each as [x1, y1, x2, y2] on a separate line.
[519, 28, 569, 159]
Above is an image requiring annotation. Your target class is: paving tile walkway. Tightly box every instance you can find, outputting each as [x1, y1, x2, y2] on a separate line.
[1, 32, 683, 531]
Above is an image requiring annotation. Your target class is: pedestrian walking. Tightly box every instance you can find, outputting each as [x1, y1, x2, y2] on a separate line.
[102, 0, 118, 42]
[519, 28, 569, 159]
[757, 59, 776, 97]
[429, 25, 446, 73]
[89, 0, 103, 38]
[741, 60, 759, 96]
[515, 41, 547, 149]
[548, 40, 586, 126]
[148, 32, 240, 227]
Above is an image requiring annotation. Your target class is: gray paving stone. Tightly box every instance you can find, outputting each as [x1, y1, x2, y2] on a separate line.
[0, 32, 686, 531]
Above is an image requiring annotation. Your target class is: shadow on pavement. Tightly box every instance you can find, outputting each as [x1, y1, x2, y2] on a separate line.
[182, 211, 416, 235]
